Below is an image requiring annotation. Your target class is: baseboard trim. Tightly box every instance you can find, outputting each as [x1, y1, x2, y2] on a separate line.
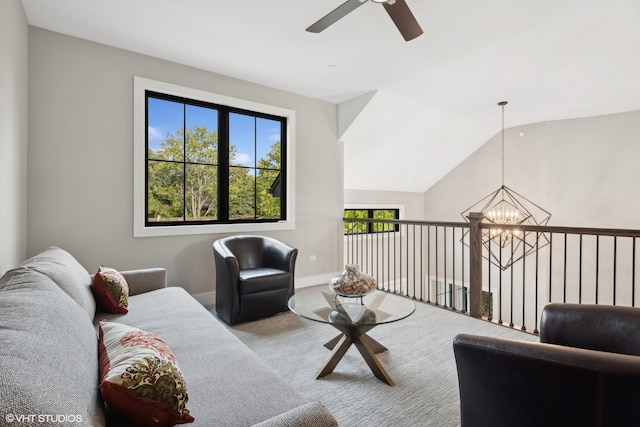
[295, 272, 340, 289]
[192, 290, 215, 307]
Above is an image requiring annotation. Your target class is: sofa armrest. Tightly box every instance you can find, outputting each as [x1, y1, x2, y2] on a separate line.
[120, 268, 167, 296]
[540, 303, 640, 356]
[250, 402, 338, 427]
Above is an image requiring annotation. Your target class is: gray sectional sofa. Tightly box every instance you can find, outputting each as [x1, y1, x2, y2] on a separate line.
[0, 246, 337, 427]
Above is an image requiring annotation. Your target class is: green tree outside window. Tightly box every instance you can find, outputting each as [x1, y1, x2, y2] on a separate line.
[146, 92, 285, 226]
[343, 209, 399, 234]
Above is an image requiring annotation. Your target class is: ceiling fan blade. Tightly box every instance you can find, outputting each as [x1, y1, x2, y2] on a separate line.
[306, 0, 368, 33]
[382, 0, 423, 41]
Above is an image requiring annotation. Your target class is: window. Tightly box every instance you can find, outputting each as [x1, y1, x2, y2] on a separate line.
[343, 209, 400, 235]
[134, 77, 295, 237]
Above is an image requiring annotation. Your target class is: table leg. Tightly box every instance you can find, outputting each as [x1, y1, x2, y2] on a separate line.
[317, 324, 395, 386]
[324, 333, 344, 350]
[317, 334, 352, 379]
[360, 334, 388, 354]
[353, 333, 395, 386]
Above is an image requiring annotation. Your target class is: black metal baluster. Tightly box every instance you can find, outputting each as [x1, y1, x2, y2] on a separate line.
[596, 235, 600, 304]
[509, 237, 514, 328]
[563, 233, 568, 303]
[435, 226, 439, 306]
[461, 226, 467, 314]
[346, 223, 350, 264]
[350, 223, 355, 264]
[548, 233, 553, 303]
[404, 222, 408, 297]
[386, 222, 393, 291]
[487, 230, 492, 321]
[452, 226, 457, 311]
[394, 221, 398, 293]
[499, 238, 503, 325]
[397, 223, 402, 295]
[420, 224, 424, 302]
[522, 232, 527, 331]
[412, 224, 417, 299]
[427, 226, 431, 303]
[534, 231, 540, 334]
[364, 220, 368, 270]
[613, 236, 617, 305]
[444, 226, 448, 308]
[579, 234, 583, 304]
[633, 238, 637, 307]
[375, 224, 380, 289]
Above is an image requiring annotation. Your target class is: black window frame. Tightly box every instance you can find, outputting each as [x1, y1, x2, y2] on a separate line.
[343, 208, 400, 235]
[144, 90, 287, 227]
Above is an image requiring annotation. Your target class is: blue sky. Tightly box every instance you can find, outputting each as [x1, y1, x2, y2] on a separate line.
[148, 97, 280, 167]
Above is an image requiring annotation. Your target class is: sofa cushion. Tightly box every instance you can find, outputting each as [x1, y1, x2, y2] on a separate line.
[98, 321, 194, 427]
[0, 267, 105, 426]
[98, 287, 313, 427]
[19, 246, 96, 318]
[93, 266, 129, 314]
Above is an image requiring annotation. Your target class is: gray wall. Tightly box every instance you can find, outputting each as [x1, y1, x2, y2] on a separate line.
[424, 110, 640, 229]
[0, 0, 29, 275]
[27, 28, 344, 301]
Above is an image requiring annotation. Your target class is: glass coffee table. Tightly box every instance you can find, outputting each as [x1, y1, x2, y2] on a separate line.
[288, 287, 415, 386]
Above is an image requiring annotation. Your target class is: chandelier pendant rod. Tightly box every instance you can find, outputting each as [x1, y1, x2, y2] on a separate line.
[498, 101, 508, 188]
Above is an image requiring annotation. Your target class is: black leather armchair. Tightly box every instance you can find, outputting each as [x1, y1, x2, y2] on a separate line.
[213, 235, 298, 325]
[453, 303, 640, 427]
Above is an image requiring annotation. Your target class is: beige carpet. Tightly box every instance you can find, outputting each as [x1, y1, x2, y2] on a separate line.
[218, 298, 538, 427]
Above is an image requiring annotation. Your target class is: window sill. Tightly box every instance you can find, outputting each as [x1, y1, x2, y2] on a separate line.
[133, 220, 295, 238]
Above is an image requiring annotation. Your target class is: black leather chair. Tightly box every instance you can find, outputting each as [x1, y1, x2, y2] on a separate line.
[213, 235, 298, 325]
[453, 303, 640, 427]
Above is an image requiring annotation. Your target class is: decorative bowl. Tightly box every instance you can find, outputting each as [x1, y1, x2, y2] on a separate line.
[329, 264, 376, 297]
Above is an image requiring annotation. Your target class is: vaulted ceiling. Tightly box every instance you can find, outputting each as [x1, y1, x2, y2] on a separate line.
[20, 0, 640, 192]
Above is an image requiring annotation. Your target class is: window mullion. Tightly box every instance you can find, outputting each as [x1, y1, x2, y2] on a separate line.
[279, 119, 286, 220]
[254, 118, 258, 220]
[218, 109, 230, 221]
[183, 104, 187, 221]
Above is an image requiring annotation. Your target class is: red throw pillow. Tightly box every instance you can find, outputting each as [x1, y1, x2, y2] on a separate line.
[92, 266, 129, 313]
[98, 321, 194, 427]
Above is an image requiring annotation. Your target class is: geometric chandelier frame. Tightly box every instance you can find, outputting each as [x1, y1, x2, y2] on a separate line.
[461, 185, 551, 270]
[460, 101, 551, 270]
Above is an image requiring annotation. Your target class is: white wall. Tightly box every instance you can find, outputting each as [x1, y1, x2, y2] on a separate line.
[424, 109, 640, 229]
[27, 28, 344, 300]
[344, 189, 425, 220]
[0, 0, 29, 275]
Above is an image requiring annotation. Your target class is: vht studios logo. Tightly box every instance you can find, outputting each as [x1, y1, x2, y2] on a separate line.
[5, 414, 83, 424]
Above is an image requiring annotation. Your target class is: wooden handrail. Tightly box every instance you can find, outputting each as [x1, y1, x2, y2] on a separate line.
[344, 216, 640, 238]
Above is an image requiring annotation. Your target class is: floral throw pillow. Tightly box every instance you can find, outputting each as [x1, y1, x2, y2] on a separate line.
[98, 321, 194, 427]
[92, 266, 129, 314]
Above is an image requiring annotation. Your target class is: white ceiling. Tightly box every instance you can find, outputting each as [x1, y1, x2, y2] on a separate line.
[20, 0, 640, 192]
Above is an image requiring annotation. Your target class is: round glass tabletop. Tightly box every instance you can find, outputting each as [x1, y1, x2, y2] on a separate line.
[288, 287, 415, 327]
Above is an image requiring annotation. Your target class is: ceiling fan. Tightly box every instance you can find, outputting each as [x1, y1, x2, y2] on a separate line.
[306, 0, 423, 42]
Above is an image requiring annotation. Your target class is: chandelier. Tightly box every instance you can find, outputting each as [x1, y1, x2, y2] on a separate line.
[461, 101, 551, 270]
